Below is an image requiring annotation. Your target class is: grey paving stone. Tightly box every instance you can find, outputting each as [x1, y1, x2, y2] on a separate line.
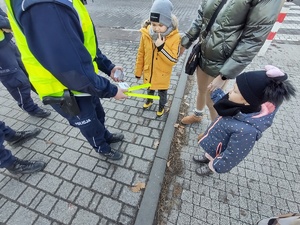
[55, 181, 75, 199]
[49, 199, 77, 224]
[30, 139, 50, 153]
[119, 186, 141, 207]
[207, 211, 220, 225]
[72, 169, 96, 188]
[110, 183, 122, 199]
[89, 193, 102, 211]
[0, 201, 18, 223]
[75, 188, 94, 208]
[132, 158, 150, 174]
[55, 163, 67, 176]
[17, 186, 39, 206]
[68, 186, 81, 202]
[33, 216, 51, 225]
[125, 143, 144, 158]
[177, 212, 191, 225]
[0, 179, 27, 200]
[71, 209, 100, 225]
[7, 206, 38, 225]
[36, 194, 57, 215]
[49, 121, 69, 133]
[44, 158, 61, 173]
[140, 136, 154, 148]
[122, 205, 137, 218]
[112, 167, 135, 185]
[29, 192, 45, 209]
[37, 174, 63, 194]
[60, 149, 81, 164]
[181, 201, 193, 217]
[119, 214, 134, 225]
[54, 146, 67, 154]
[142, 148, 156, 161]
[97, 196, 122, 220]
[60, 164, 78, 181]
[49, 133, 69, 146]
[93, 166, 108, 175]
[92, 175, 115, 195]
[0, 197, 6, 208]
[63, 137, 84, 151]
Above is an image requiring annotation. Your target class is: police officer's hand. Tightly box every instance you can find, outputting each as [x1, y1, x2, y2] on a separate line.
[114, 87, 128, 100]
[110, 66, 124, 82]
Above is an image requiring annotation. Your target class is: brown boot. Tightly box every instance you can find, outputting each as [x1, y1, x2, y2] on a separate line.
[181, 114, 202, 125]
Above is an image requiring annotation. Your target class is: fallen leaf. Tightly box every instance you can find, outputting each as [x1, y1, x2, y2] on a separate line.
[167, 161, 171, 168]
[174, 123, 180, 128]
[131, 182, 146, 193]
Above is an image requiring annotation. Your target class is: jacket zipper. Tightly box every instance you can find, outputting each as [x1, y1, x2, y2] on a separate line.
[149, 44, 156, 84]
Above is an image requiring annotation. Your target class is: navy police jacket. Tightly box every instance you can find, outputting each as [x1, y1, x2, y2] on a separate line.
[9, 0, 118, 98]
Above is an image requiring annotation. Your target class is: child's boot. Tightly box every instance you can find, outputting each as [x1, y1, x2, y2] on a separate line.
[143, 99, 153, 109]
[156, 105, 165, 117]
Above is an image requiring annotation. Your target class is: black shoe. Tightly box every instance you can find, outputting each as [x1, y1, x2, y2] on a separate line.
[29, 108, 51, 118]
[100, 149, 123, 160]
[107, 133, 124, 144]
[7, 128, 41, 147]
[195, 164, 213, 176]
[193, 154, 209, 164]
[7, 158, 46, 175]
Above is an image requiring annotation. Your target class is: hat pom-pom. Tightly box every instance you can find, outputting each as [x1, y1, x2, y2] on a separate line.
[265, 65, 287, 82]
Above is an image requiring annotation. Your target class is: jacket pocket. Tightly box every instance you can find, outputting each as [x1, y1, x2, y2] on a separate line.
[222, 42, 231, 58]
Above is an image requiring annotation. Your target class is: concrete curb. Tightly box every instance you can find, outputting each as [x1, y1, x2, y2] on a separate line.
[134, 50, 190, 225]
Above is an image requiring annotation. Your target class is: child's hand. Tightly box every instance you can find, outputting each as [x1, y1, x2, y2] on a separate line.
[155, 33, 165, 47]
[179, 46, 186, 56]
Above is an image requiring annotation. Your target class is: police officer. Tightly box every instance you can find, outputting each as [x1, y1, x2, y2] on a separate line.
[5, 0, 128, 160]
[0, 120, 46, 174]
[0, 7, 50, 118]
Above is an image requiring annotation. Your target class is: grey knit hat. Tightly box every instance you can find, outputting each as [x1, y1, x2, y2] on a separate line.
[150, 0, 173, 27]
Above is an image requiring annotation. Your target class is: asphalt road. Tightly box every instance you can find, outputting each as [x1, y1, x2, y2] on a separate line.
[291, 0, 300, 5]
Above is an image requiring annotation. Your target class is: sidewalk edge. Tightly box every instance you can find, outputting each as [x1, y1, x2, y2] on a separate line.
[134, 52, 190, 225]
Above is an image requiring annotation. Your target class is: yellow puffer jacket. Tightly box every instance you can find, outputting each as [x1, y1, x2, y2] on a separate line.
[134, 25, 180, 90]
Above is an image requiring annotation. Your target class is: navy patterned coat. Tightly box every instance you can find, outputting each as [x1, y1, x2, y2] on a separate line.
[199, 89, 277, 173]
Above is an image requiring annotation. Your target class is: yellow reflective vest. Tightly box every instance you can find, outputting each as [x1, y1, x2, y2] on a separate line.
[5, 0, 98, 99]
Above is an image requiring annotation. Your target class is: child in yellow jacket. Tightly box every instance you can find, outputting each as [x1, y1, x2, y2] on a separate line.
[134, 0, 181, 117]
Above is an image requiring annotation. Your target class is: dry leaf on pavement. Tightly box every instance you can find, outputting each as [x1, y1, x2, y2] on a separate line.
[167, 161, 171, 168]
[131, 182, 146, 193]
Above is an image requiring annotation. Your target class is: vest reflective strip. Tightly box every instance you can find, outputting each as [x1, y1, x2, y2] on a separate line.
[5, 0, 98, 99]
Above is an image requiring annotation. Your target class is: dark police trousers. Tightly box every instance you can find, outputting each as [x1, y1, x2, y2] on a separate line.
[0, 41, 40, 114]
[0, 121, 16, 168]
[51, 95, 113, 153]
